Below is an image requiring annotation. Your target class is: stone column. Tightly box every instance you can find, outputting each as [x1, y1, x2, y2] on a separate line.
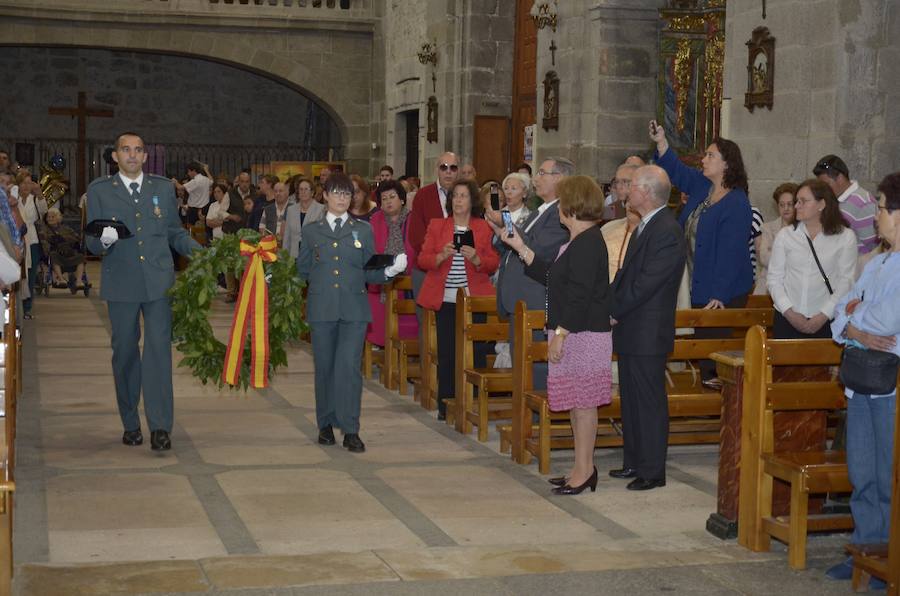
[535, 0, 665, 178]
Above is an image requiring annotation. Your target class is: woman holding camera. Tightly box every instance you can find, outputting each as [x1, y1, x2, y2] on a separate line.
[417, 179, 499, 419]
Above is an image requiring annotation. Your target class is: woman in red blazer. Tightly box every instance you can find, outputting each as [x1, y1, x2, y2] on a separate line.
[417, 179, 499, 419]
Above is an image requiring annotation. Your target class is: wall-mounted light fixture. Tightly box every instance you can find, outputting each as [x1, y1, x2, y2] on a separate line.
[530, 1, 558, 32]
[417, 42, 438, 67]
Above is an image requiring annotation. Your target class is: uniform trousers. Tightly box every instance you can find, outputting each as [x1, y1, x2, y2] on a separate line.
[108, 297, 174, 433]
[618, 353, 669, 480]
[310, 320, 367, 434]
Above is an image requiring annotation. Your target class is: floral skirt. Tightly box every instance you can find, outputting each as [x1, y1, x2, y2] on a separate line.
[547, 330, 613, 412]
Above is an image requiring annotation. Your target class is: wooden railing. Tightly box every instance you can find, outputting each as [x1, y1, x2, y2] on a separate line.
[0, 288, 20, 596]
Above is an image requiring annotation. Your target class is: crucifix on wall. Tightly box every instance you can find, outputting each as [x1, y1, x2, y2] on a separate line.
[48, 91, 114, 198]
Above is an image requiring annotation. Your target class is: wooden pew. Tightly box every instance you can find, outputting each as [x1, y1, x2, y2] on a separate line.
[455, 291, 512, 440]
[737, 325, 851, 570]
[847, 377, 900, 594]
[362, 276, 408, 384]
[745, 294, 774, 309]
[383, 276, 420, 395]
[511, 305, 774, 474]
[0, 289, 19, 596]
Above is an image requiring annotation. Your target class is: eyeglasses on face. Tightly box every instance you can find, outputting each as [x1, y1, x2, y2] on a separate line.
[612, 179, 631, 187]
[329, 190, 353, 198]
[439, 163, 459, 172]
[536, 169, 561, 177]
[794, 197, 817, 205]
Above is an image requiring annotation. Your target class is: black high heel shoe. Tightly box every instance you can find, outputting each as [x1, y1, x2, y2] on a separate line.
[548, 476, 568, 486]
[552, 466, 598, 495]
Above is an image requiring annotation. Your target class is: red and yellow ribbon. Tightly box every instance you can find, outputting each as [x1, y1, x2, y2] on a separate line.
[222, 236, 279, 388]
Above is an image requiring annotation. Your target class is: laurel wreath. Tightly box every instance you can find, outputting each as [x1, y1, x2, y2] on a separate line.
[169, 229, 307, 390]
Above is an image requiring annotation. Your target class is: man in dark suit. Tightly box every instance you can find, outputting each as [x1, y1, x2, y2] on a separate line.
[609, 165, 686, 490]
[407, 151, 459, 308]
[86, 132, 201, 452]
[492, 157, 572, 389]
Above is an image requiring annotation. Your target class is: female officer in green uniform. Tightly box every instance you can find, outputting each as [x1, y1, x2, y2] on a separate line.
[297, 173, 406, 452]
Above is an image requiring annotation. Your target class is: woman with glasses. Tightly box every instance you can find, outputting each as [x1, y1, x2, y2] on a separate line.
[754, 183, 798, 294]
[297, 173, 407, 453]
[826, 172, 900, 587]
[767, 179, 856, 338]
[416, 178, 499, 420]
[650, 122, 753, 390]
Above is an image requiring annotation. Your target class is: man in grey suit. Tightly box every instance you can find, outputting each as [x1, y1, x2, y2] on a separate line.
[86, 132, 201, 451]
[297, 173, 407, 453]
[259, 182, 299, 253]
[609, 165, 686, 490]
[491, 157, 572, 389]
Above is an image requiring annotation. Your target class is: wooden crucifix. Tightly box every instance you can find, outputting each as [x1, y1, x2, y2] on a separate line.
[48, 92, 114, 198]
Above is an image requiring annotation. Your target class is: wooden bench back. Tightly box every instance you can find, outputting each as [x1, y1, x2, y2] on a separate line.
[738, 324, 846, 549]
[745, 294, 775, 309]
[455, 289, 509, 370]
[670, 308, 774, 360]
[389, 275, 416, 318]
[512, 301, 547, 396]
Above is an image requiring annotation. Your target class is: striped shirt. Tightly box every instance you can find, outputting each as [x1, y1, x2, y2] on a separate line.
[443, 226, 469, 303]
[836, 181, 878, 254]
[749, 207, 763, 281]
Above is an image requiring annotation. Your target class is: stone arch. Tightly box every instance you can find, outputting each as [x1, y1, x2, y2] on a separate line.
[0, 17, 374, 171]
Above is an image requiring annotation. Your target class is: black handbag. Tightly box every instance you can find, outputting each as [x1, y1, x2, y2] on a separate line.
[839, 346, 900, 395]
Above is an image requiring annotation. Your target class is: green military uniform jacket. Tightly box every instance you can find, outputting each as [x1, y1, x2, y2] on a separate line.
[297, 216, 389, 323]
[85, 174, 199, 302]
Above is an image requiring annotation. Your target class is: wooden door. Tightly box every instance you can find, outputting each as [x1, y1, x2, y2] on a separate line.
[510, 0, 538, 168]
[473, 115, 510, 184]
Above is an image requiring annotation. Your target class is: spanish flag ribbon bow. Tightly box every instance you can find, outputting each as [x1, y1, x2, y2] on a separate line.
[222, 236, 279, 388]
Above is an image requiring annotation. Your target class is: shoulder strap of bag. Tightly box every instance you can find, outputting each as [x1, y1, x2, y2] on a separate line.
[805, 234, 833, 295]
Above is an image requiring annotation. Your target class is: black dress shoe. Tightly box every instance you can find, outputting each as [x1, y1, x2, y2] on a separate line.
[318, 425, 336, 445]
[548, 476, 568, 486]
[609, 467, 637, 479]
[626, 477, 666, 491]
[150, 430, 171, 451]
[122, 429, 143, 446]
[552, 467, 598, 495]
[342, 433, 366, 453]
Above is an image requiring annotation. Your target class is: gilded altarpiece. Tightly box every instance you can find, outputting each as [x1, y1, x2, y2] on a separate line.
[657, 1, 726, 164]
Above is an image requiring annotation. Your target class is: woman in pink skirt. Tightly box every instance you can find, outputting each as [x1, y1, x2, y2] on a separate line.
[502, 175, 613, 495]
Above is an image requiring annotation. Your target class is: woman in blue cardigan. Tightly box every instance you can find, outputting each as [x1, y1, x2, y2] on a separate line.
[650, 121, 753, 389]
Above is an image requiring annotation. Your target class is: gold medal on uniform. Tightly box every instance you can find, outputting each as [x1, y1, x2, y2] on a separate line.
[152, 196, 162, 218]
[352, 230, 361, 249]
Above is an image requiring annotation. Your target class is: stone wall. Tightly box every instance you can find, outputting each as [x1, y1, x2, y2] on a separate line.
[0, 0, 378, 174]
[724, 0, 900, 219]
[532, 0, 666, 181]
[0, 47, 339, 152]
[382, 0, 514, 183]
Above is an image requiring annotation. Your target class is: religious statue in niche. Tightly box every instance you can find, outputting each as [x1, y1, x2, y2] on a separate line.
[744, 26, 775, 112]
[426, 96, 438, 143]
[542, 70, 559, 131]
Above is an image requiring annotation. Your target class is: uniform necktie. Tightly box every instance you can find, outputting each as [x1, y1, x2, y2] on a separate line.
[333, 218, 342, 233]
[129, 182, 139, 201]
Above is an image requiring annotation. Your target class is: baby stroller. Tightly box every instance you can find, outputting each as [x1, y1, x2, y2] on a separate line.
[36, 210, 91, 297]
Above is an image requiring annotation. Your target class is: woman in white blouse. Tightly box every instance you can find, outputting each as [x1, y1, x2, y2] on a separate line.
[767, 179, 857, 338]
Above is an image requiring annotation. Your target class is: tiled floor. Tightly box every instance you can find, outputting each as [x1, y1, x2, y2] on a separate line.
[12, 262, 853, 595]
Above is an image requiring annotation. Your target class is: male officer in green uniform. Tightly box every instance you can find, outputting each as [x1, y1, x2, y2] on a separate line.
[297, 172, 407, 453]
[85, 132, 201, 451]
